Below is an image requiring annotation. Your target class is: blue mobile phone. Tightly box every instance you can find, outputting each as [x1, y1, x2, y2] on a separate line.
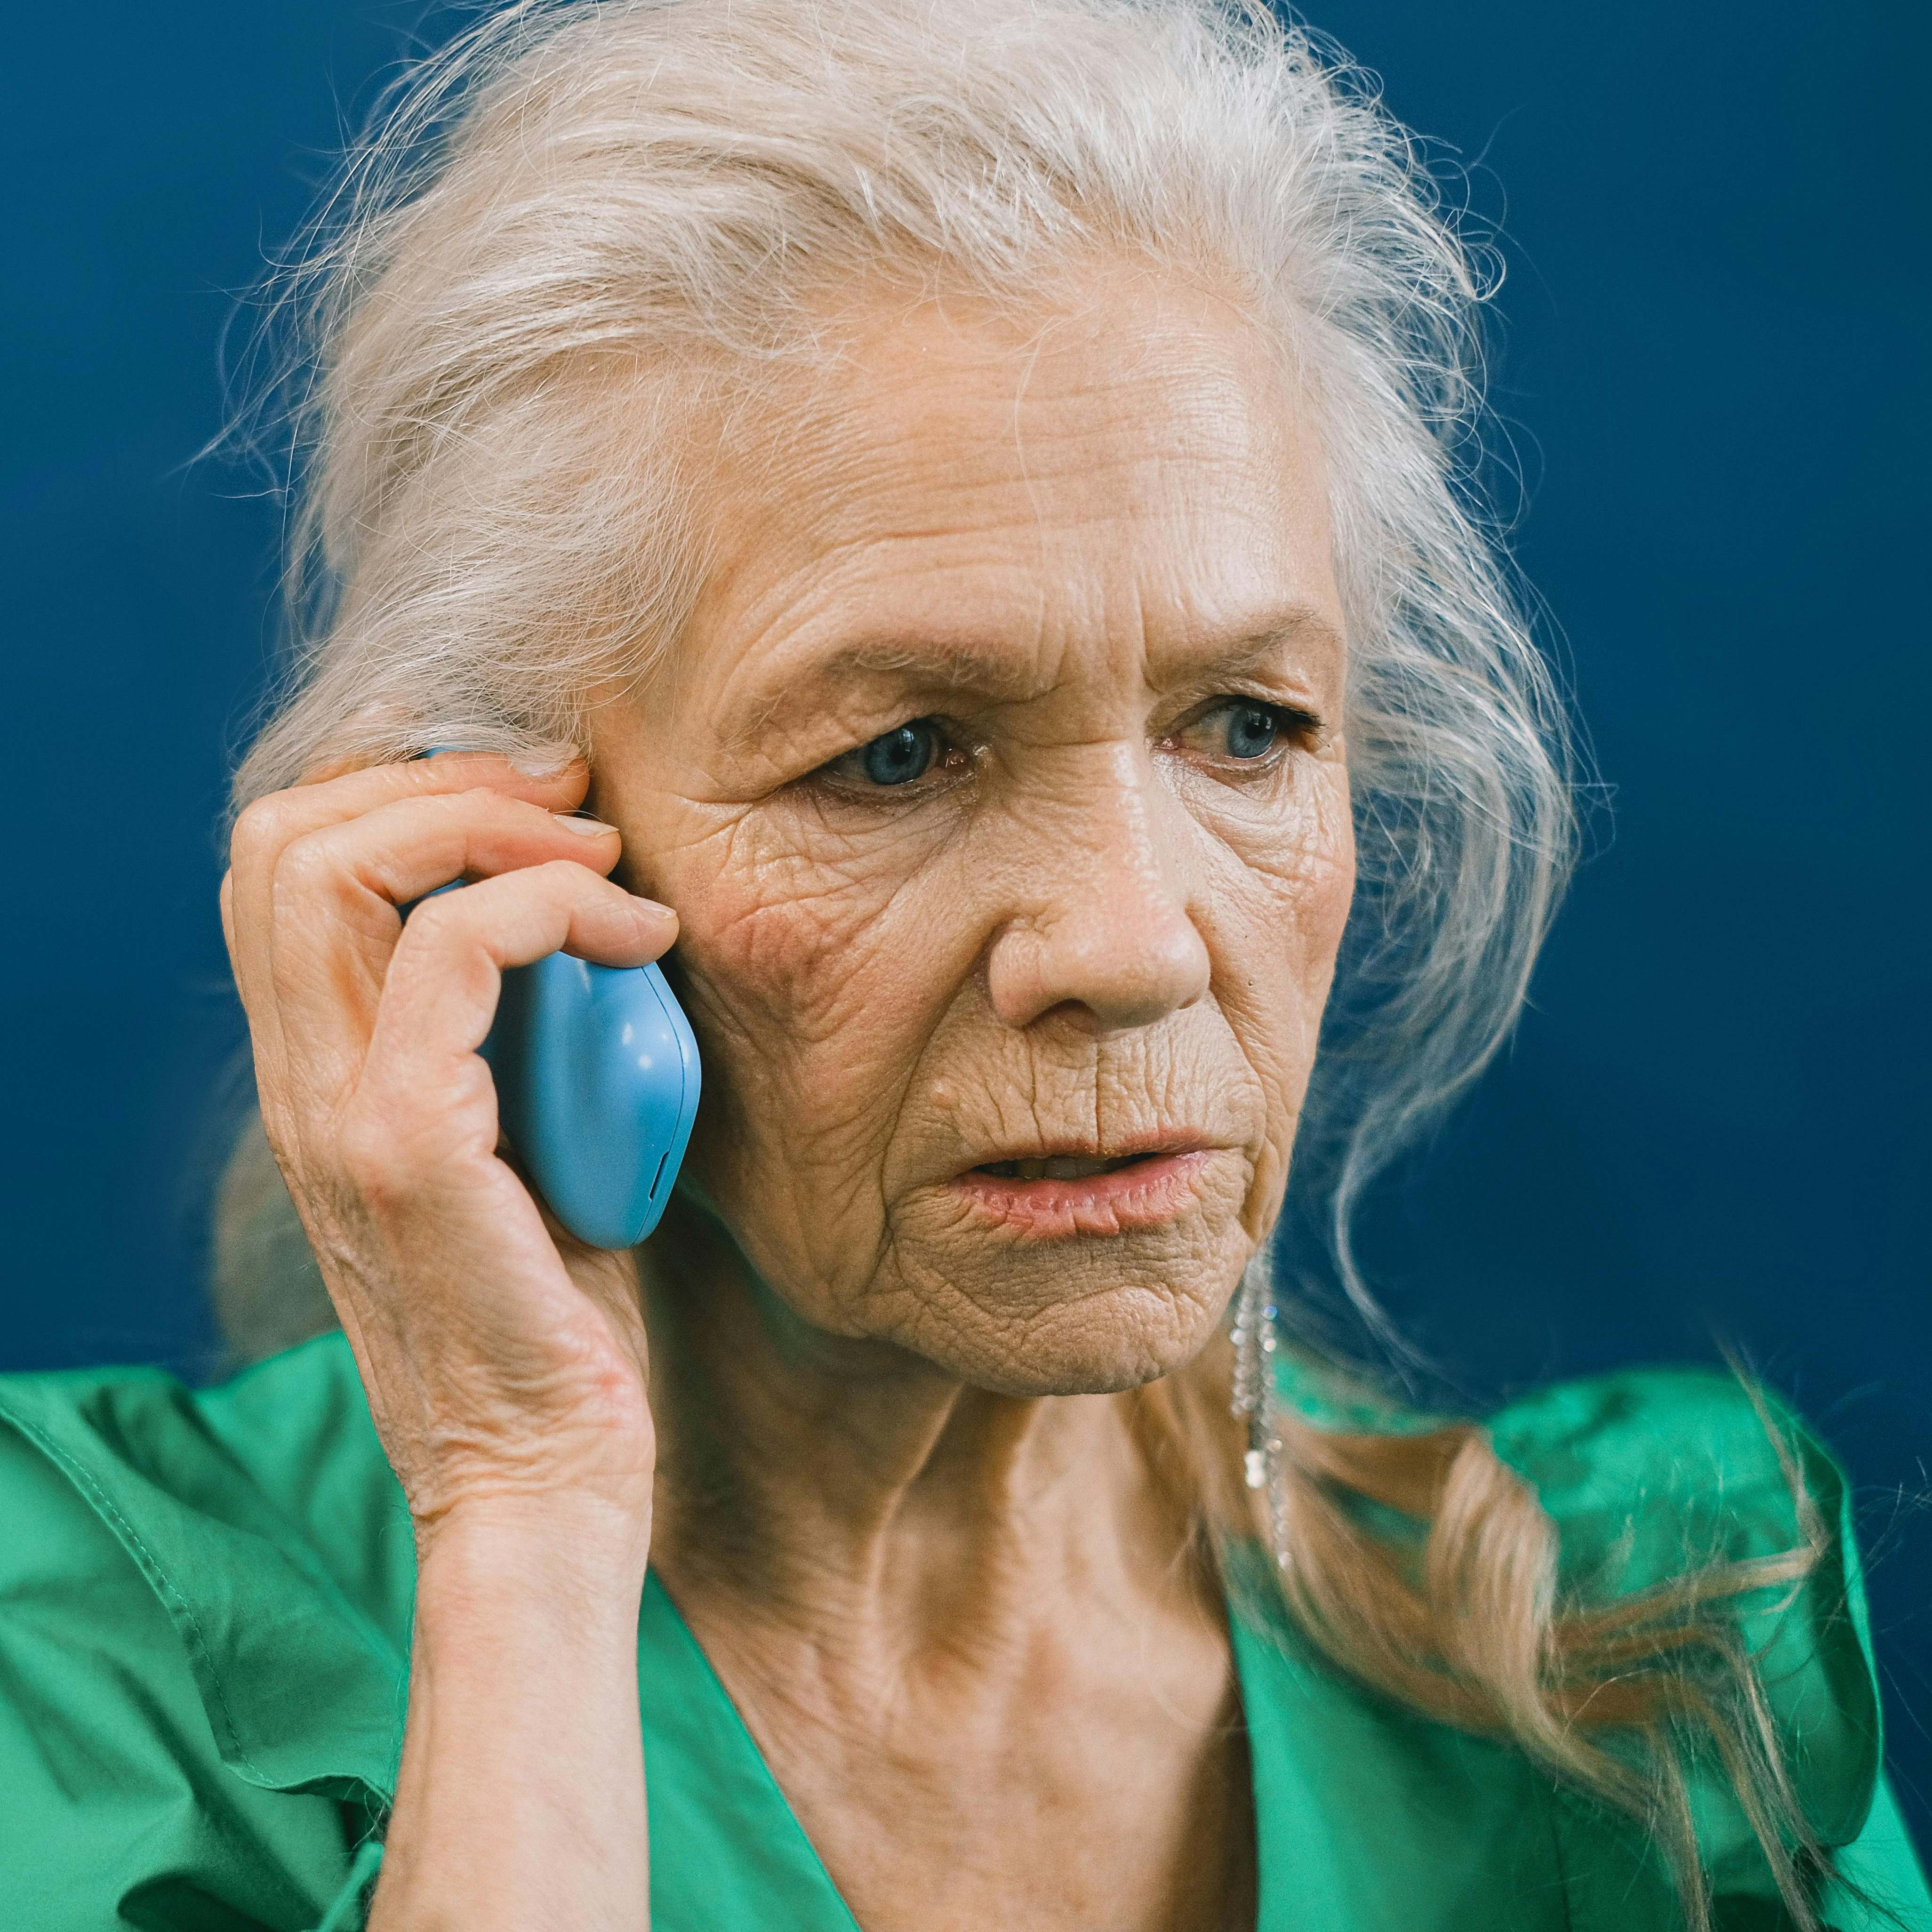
[482, 946, 700, 1249]
[417, 753, 701, 1248]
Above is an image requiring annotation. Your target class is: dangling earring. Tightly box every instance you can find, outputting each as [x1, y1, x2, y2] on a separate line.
[1230, 1248, 1289, 1569]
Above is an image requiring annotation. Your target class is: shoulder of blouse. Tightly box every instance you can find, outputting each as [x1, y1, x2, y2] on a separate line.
[1269, 1349, 1931, 1929]
[0, 1332, 401, 1931]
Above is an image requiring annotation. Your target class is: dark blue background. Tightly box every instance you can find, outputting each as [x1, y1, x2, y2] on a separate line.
[4, 0, 1925, 1855]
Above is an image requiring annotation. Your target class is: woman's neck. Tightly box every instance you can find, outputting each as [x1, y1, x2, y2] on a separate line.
[639, 1200, 1197, 1644]
[634, 1201, 1255, 1932]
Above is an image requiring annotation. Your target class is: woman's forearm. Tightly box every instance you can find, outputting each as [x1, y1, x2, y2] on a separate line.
[369, 1506, 651, 1932]
[216, 756, 666, 1926]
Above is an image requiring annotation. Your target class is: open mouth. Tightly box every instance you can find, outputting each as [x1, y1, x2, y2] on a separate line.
[973, 1153, 1160, 1182]
[949, 1145, 1212, 1236]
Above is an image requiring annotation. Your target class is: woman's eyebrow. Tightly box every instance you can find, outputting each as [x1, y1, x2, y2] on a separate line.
[798, 636, 1036, 692]
[1185, 608, 1346, 681]
[716, 638, 1049, 749]
[720, 606, 1344, 746]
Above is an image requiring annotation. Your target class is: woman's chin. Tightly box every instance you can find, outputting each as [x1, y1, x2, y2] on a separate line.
[888, 1268, 1237, 1399]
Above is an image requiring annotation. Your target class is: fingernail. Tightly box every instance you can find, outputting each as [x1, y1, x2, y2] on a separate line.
[512, 751, 580, 777]
[632, 895, 675, 925]
[554, 813, 617, 836]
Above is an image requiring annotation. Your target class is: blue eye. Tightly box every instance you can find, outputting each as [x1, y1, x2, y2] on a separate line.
[856, 721, 941, 786]
[1223, 703, 1281, 760]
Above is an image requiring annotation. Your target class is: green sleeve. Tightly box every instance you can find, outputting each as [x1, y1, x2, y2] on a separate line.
[314, 1844, 384, 1931]
[0, 1349, 403, 1930]
[1812, 1774, 1931, 1931]
[1491, 1366, 1931, 1930]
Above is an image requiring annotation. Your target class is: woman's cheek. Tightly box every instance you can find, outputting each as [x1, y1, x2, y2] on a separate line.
[1224, 763, 1356, 1224]
[664, 802, 891, 1029]
[670, 811, 959, 1249]
[1249, 758, 1355, 979]
[1310, 762, 1358, 922]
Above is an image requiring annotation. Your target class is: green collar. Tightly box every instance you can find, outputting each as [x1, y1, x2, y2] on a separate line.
[631, 1547, 1587, 1932]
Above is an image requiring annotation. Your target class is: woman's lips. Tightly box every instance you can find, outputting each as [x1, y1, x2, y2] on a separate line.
[946, 1149, 1218, 1238]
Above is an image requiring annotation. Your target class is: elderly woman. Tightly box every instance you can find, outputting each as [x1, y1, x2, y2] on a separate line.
[0, 2, 1924, 1928]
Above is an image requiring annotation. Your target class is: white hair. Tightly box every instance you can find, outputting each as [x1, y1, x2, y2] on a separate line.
[226, 0, 1576, 1351]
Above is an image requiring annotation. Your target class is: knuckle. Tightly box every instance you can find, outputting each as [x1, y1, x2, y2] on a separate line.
[408, 784, 467, 826]
[540, 856, 609, 896]
[273, 829, 339, 901]
[229, 794, 294, 870]
[400, 890, 465, 948]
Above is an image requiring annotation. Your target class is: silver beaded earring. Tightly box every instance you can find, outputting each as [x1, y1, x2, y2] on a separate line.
[1230, 1249, 1289, 1568]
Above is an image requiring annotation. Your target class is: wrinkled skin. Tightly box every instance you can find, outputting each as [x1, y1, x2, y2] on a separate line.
[593, 268, 1354, 1397]
[227, 259, 1357, 1932]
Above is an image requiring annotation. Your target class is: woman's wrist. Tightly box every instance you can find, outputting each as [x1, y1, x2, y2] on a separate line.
[369, 1499, 653, 1931]
[411, 1488, 653, 1602]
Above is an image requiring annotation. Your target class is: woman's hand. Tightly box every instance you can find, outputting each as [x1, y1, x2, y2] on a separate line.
[222, 752, 673, 1547]
[224, 754, 666, 1930]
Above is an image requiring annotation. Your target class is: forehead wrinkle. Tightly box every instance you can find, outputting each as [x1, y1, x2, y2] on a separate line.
[718, 284, 1298, 561]
[680, 284, 1339, 754]
[713, 600, 1345, 755]
[767, 418, 1282, 556]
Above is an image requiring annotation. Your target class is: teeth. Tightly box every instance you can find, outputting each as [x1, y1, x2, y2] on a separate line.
[981, 1154, 1143, 1181]
[1042, 1155, 1113, 1180]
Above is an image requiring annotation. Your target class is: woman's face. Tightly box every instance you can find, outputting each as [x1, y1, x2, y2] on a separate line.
[589, 267, 1354, 1395]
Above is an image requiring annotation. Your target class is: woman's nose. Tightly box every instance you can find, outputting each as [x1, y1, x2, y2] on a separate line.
[983, 751, 1211, 1034]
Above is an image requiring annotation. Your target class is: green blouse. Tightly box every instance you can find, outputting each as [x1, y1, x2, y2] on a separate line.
[0, 1332, 1924, 1931]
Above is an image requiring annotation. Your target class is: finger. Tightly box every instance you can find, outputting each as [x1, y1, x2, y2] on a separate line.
[226, 754, 590, 1032]
[362, 861, 675, 1114]
[259, 792, 636, 1101]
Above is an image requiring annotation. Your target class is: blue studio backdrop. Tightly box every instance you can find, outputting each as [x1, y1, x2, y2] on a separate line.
[3, 0, 1926, 1852]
